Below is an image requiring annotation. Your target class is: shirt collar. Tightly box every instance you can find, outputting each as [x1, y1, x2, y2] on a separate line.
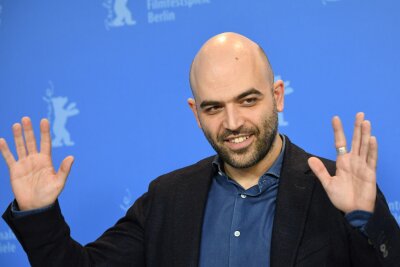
[212, 134, 286, 179]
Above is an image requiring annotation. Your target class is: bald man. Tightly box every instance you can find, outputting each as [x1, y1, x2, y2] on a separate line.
[1, 33, 399, 267]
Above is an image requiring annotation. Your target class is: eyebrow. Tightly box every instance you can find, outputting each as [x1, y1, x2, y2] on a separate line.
[199, 88, 263, 109]
[235, 88, 263, 101]
[200, 100, 221, 109]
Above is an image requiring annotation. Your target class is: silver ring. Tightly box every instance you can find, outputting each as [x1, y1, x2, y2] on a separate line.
[336, 146, 347, 156]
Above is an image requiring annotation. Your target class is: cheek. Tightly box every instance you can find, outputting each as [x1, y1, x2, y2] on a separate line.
[199, 116, 223, 138]
[246, 107, 274, 129]
[245, 108, 265, 122]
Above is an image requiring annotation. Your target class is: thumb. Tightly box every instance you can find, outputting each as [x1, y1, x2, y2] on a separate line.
[308, 157, 331, 189]
[56, 155, 74, 184]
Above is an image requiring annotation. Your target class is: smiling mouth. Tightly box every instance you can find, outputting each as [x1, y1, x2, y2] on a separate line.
[226, 135, 251, 144]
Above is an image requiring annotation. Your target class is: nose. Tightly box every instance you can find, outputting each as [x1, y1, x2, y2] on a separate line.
[222, 105, 244, 131]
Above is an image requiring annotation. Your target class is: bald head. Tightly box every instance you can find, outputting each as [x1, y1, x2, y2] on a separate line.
[189, 32, 274, 99]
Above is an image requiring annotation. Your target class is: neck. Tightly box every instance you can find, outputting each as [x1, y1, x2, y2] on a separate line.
[224, 134, 283, 190]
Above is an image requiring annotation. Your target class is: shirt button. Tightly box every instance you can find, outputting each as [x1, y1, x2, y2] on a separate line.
[234, 231, 241, 237]
[240, 194, 247, 199]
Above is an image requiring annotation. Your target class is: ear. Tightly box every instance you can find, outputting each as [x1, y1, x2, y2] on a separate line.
[273, 80, 285, 112]
[187, 98, 202, 129]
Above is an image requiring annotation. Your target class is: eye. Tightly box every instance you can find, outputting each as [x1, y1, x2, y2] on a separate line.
[205, 105, 223, 114]
[242, 98, 257, 106]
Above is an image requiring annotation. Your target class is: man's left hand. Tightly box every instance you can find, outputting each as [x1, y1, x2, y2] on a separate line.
[308, 112, 377, 214]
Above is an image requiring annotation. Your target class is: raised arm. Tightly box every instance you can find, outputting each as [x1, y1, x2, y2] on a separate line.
[1, 117, 147, 266]
[308, 112, 400, 266]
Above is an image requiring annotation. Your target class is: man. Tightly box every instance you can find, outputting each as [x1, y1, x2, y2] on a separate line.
[1, 32, 399, 266]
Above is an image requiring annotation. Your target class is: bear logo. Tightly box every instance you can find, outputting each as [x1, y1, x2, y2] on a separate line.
[103, 0, 136, 29]
[43, 82, 80, 147]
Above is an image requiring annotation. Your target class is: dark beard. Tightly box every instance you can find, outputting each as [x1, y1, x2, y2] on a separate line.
[203, 109, 278, 169]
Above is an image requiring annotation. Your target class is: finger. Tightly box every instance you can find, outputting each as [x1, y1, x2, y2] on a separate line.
[332, 116, 347, 154]
[350, 112, 364, 155]
[367, 136, 378, 169]
[308, 157, 332, 189]
[359, 120, 371, 160]
[40, 119, 52, 156]
[0, 138, 16, 167]
[56, 156, 74, 185]
[12, 123, 27, 159]
[21, 117, 38, 155]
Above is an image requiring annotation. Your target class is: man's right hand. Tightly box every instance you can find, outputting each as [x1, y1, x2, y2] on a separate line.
[0, 117, 74, 211]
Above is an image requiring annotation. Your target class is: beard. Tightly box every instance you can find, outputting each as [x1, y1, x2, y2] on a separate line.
[202, 107, 279, 169]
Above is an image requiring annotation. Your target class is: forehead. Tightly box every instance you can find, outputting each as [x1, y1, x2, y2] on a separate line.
[193, 52, 271, 102]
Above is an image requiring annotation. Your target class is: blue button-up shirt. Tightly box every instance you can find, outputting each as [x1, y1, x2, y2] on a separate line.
[199, 137, 286, 267]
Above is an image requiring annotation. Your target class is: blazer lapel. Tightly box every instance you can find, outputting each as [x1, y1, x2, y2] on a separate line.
[170, 158, 215, 267]
[270, 139, 316, 267]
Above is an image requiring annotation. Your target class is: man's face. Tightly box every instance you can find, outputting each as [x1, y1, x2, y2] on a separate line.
[190, 51, 283, 169]
[201, 96, 279, 169]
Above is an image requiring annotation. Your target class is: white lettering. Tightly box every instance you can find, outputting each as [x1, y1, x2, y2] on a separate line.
[0, 242, 16, 254]
[0, 229, 16, 241]
[147, 0, 211, 11]
[148, 10, 176, 23]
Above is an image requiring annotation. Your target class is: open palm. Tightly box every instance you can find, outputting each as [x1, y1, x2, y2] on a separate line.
[0, 117, 74, 211]
[308, 113, 377, 214]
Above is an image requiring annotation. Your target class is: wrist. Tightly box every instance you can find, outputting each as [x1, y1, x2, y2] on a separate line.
[16, 200, 56, 212]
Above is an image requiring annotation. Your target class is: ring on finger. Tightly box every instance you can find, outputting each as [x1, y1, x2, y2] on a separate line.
[336, 146, 347, 156]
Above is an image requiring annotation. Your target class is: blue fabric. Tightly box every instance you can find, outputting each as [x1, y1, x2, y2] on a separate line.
[199, 136, 285, 267]
[10, 200, 54, 218]
[345, 209, 372, 236]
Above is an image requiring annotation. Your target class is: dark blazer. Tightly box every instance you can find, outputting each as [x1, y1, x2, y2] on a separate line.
[3, 138, 400, 267]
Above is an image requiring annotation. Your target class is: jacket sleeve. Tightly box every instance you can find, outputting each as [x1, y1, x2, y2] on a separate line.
[319, 156, 400, 267]
[2, 192, 149, 267]
[348, 189, 400, 267]
[364, 190, 400, 266]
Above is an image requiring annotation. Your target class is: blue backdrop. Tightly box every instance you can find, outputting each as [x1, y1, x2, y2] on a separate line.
[0, 0, 399, 265]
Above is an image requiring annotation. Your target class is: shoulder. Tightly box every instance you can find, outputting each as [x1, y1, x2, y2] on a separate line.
[126, 156, 215, 219]
[147, 155, 215, 191]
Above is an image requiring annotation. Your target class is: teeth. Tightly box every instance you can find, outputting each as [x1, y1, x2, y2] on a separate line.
[230, 136, 249, 144]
